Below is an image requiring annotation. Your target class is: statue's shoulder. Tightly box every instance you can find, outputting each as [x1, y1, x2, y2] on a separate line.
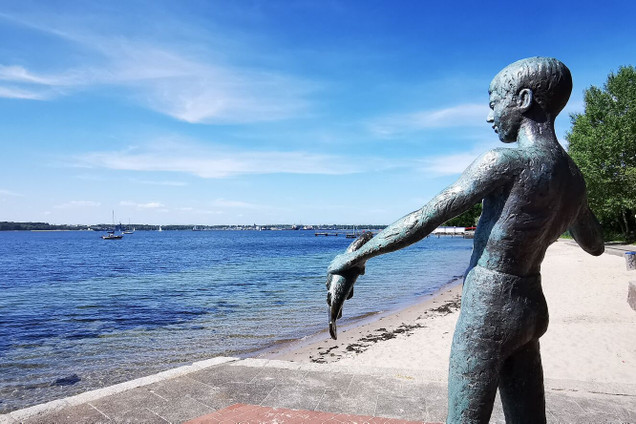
[475, 148, 523, 169]
[462, 148, 524, 186]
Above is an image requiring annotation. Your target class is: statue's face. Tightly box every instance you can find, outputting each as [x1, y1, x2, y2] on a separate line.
[487, 79, 522, 143]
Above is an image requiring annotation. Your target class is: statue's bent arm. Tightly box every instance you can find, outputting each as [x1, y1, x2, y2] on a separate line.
[328, 149, 516, 274]
[568, 202, 605, 256]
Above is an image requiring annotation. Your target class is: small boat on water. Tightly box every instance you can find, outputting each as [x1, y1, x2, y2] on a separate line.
[102, 211, 124, 239]
[123, 220, 135, 234]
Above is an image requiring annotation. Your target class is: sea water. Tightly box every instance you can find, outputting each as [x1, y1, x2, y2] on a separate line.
[0, 230, 472, 413]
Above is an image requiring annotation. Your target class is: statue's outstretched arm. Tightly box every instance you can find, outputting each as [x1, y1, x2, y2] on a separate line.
[328, 149, 514, 274]
[569, 201, 604, 256]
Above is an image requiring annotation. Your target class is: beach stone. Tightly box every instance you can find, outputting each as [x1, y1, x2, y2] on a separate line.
[51, 374, 81, 387]
[628, 281, 636, 311]
[625, 252, 636, 271]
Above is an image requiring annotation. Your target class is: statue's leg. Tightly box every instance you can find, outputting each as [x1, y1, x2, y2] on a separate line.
[446, 311, 502, 424]
[447, 266, 548, 423]
[498, 339, 546, 424]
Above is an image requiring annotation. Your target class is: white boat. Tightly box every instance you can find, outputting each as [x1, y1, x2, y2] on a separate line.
[123, 220, 135, 234]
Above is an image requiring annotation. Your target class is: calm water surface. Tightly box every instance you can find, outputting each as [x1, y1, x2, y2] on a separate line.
[0, 230, 472, 413]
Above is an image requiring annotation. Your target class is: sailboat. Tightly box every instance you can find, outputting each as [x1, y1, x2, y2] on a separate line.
[123, 219, 135, 234]
[102, 211, 123, 240]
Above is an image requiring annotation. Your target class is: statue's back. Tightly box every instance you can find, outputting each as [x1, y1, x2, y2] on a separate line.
[475, 145, 586, 276]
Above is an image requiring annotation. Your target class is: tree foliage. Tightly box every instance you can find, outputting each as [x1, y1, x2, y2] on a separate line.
[444, 202, 482, 227]
[567, 65, 636, 241]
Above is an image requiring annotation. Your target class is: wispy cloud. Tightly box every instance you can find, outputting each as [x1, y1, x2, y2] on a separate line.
[0, 85, 50, 100]
[0, 11, 315, 123]
[416, 143, 506, 176]
[73, 140, 377, 178]
[0, 65, 65, 85]
[0, 189, 23, 197]
[129, 178, 187, 187]
[54, 200, 101, 208]
[120, 201, 165, 209]
[369, 103, 488, 138]
[417, 152, 480, 176]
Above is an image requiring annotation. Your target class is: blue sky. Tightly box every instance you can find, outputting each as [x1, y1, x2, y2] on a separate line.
[1, 0, 634, 226]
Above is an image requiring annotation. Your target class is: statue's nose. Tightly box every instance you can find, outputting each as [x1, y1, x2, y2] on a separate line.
[486, 111, 494, 123]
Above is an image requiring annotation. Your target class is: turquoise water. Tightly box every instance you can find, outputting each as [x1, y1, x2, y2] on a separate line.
[0, 230, 472, 413]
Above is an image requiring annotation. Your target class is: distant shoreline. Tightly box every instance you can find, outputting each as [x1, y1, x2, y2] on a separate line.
[0, 222, 388, 232]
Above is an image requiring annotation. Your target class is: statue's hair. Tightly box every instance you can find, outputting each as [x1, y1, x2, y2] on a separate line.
[491, 57, 572, 118]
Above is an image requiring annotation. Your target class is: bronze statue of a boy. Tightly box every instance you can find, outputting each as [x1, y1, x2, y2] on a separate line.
[328, 57, 604, 423]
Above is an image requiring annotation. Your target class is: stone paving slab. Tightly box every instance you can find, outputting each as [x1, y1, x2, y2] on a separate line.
[2, 357, 635, 423]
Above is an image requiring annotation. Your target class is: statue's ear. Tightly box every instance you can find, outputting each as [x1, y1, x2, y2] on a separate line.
[518, 88, 533, 112]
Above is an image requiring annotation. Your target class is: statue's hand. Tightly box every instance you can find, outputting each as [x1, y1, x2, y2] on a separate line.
[328, 252, 364, 276]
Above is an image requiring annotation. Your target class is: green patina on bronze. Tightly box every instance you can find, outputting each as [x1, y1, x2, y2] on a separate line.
[327, 57, 604, 423]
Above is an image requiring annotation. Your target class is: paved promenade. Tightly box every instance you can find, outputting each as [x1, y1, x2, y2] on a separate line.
[1, 357, 635, 423]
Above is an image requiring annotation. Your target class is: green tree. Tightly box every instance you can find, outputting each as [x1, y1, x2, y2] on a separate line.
[567, 65, 636, 241]
[444, 202, 482, 227]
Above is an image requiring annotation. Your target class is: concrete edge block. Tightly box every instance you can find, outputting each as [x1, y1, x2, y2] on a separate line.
[9, 398, 69, 421]
[0, 413, 18, 424]
[191, 356, 239, 370]
[232, 358, 270, 368]
[298, 362, 331, 373]
[314, 363, 359, 375]
[545, 378, 636, 397]
[262, 359, 303, 370]
[6, 356, 241, 416]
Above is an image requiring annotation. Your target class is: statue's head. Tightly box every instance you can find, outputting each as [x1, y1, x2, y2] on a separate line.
[488, 57, 572, 142]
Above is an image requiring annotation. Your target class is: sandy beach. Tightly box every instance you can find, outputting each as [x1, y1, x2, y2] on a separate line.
[267, 240, 636, 387]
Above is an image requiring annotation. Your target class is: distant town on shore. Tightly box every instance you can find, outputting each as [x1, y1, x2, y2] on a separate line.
[0, 221, 388, 232]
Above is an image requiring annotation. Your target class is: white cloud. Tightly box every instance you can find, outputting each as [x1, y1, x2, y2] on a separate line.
[129, 178, 187, 187]
[418, 152, 480, 176]
[120, 201, 164, 209]
[369, 103, 488, 138]
[74, 140, 373, 178]
[0, 14, 315, 123]
[416, 143, 509, 176]
[0, 86, 49, 100]
[0, 189, 23, 197]
[54, 200, 101, 208]
[0, 65, 63, 85]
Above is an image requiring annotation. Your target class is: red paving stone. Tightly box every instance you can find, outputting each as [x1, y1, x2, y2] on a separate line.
[184, 403, 441, 424]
